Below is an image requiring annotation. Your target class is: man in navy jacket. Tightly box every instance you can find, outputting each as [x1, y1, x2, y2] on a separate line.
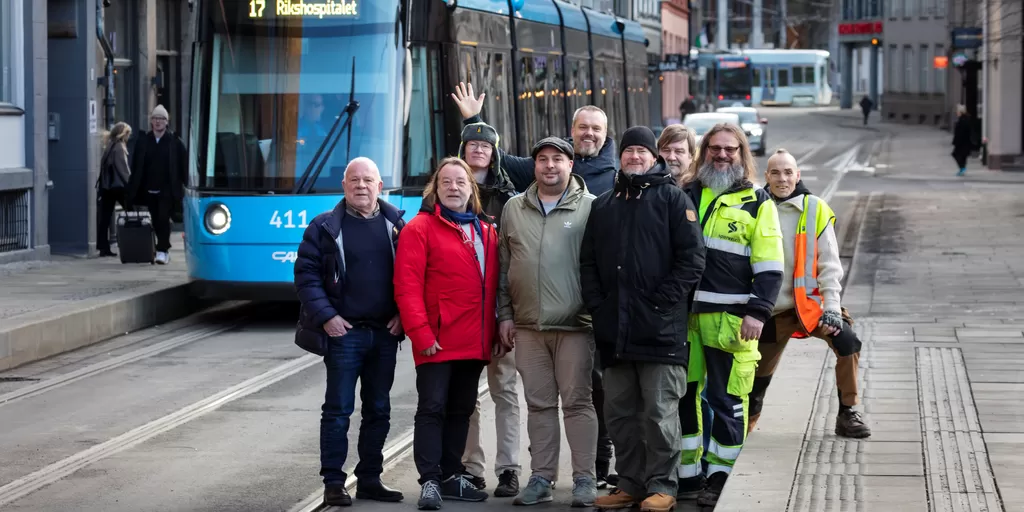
[294, 157, 407, 506]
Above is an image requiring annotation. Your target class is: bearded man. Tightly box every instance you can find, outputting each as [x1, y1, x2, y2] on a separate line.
[676, 123, 785, 508]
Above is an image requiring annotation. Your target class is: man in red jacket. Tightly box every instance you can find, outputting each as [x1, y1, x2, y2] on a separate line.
[394, 157, 503, 511]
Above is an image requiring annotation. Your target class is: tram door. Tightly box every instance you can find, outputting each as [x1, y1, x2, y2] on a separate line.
[761, 66, 776, 103]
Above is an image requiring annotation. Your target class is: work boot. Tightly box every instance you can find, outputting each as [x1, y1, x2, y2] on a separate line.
[570, 476, 597, 508]
[640, 493, 676, 512]
[836, 408, 872, 438]
[697, 472, 728, 507]
[677, 475, 705, 500]
[593, 488, 636, 509]
[513, 475, 553, 505]
[324, 484, 352, 506]
[493, 470, 520, 498]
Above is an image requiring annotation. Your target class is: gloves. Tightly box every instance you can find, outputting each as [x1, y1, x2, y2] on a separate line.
[821, 309, 843, 332]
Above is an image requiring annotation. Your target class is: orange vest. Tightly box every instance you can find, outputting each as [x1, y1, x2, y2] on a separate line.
[792, 195, 833, 337]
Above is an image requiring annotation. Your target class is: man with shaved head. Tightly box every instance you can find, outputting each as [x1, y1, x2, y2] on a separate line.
[748, 149, 870, 439]
[294, 156, 408, 506]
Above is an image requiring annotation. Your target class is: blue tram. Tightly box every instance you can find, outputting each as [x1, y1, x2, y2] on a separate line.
[184, 0, 651, 300]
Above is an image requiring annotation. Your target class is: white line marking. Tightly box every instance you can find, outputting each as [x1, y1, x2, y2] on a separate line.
[0, 354, 321, 507]
[0, 322, 243, 407]
[822, 143, 862, 201]
[796, 141, 828, 166]
[290, 383, 491, 512]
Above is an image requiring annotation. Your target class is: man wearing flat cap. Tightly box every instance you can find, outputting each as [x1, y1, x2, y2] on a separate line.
[580, 126, 706, 512]
[494, 136, 600, 507]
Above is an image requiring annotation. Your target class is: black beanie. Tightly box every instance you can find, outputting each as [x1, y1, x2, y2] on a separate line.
[619, 126, 658, 158]
[461, 122, 499, 147]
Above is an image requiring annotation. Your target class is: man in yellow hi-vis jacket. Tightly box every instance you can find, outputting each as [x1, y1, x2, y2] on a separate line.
[678, 123, 785, 508]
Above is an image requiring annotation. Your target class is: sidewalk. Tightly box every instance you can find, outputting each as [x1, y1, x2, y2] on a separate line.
[0, 240, 202, 371]
[718, 150, 1024, 509]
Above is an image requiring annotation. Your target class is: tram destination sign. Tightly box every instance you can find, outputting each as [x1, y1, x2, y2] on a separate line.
[248, 0, 359, 19]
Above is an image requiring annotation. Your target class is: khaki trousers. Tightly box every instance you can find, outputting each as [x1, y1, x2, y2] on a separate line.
[516, 329, 598, 481]
[463, 347, 522, 477]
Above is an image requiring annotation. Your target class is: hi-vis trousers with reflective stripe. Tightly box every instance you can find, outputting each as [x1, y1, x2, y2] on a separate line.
[679, 312, 760, 479]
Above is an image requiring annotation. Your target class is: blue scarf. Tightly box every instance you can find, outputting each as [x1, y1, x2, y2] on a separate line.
[440, 204, 482, 237]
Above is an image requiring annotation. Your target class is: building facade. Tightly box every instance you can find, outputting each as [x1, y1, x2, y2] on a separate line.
[0, 0, 47, 264]
[661, 0, 690, 125]
[980, 0, 1023, 168]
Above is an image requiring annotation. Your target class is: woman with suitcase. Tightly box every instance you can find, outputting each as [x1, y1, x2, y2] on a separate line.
[96, 122, 133, 257]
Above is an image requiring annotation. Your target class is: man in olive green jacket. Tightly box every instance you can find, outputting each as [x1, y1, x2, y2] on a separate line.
[496, 136, 599, 508]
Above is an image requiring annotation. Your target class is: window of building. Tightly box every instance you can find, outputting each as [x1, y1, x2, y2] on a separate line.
[888, 45, 899, 91]
[935, 0, 945, 16]
[156, 0, 183, 126]
[919, 45, 930, 92]
[905, 0, 917, 16]
[0, 0, 20, 107]
[903, 45, 913, 92]
[923, 0, 935, 16]
[890, 0, 903, 17]
[934, 44, 946, 93]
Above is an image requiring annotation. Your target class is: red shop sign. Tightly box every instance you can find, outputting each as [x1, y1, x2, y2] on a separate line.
[838, 22, 883, 35]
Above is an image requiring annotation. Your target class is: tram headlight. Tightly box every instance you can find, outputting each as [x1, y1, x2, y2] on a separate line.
[204, 202, 231, 235]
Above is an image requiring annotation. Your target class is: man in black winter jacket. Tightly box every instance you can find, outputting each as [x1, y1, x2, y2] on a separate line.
[581, 126, 706, 511]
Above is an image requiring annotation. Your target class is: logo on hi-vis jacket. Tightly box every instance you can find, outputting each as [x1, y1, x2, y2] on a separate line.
[728, 221, 739, 233]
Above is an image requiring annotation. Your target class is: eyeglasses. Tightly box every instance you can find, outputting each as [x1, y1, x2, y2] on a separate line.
[708, 145, 739, 155]
[466, 142, 492, 151]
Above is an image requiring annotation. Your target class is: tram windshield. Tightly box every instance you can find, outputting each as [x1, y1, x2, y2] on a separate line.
[191, 0, 404, 193]
[717, 65, 752, 98]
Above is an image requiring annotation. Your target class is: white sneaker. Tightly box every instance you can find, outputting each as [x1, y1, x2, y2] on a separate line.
[155, 252, 169, 264]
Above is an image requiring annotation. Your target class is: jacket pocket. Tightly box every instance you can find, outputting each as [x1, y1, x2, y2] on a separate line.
[715, 206, 755, 247]
[627, 294, 680, 346]
[727, 349, 761, 396]
[591, 297, 617, 347]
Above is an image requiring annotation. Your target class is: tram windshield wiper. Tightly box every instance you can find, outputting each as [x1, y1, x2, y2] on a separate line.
[291, 56, 360, 194]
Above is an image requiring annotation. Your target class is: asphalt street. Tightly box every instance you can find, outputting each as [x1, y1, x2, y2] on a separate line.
[0, 107, 901, 511]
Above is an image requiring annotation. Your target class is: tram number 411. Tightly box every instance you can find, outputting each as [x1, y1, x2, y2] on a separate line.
[269, 210, 310, 229]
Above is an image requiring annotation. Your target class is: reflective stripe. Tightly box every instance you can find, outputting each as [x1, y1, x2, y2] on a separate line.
[704, 236, 752, 257]
[707, 463, 734, 475]
[708, 440, 743, 461]
[681, 435, 702, 451]
[752, 260, 785, 274]
[802, 196, 818, 292]
[678, 463, 703, 478]
[694, 291, 751, 305]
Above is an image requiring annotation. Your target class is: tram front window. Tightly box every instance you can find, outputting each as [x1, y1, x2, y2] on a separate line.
[194, 0, 403, 193]
[718, 67, 751, 98]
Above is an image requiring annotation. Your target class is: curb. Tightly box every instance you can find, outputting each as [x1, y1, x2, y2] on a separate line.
[0, 282, 214, 372]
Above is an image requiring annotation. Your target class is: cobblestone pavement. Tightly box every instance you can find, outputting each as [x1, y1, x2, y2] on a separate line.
[719, 117, 1024, 512]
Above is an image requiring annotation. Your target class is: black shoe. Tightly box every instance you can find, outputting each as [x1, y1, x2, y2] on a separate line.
[99, 250, 117, 257]
[493, 470, 519, 497]
[596, 460, 609, 490]
[696, 472, 727, 507]
[465, 474, 486, 490]
[605, 473, 620, 488]
[324, 484, 352, 507]
[418, 480, 443, 510]
[356, 480, 404, 502]
[440, 474, 489, 502]
[677, 475, 706, 500]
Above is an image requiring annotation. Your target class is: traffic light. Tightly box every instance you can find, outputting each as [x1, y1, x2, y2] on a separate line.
[871, 38, 879, 46]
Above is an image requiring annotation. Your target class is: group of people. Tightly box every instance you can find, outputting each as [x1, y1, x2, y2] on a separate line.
[95, 105, 188, 264]
[294, 82, 871, 512]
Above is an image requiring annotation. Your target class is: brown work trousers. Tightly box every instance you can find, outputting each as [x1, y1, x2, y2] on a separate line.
[748, 309, 862, 430]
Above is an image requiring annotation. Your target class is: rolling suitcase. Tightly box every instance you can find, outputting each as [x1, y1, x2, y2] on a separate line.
[117, 210, 156, 264]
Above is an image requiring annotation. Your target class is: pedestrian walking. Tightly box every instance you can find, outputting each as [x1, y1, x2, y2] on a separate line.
[455, 120, 528, 497]
[952, 105, 975, 176]
[451, 82, 620, 487]
[495, 136, 599, 507]
[582, 126, 706, 512]
[95, 121, 132, 257]
[859, 95, 874, 126]
[657, 124, 697, 186]
[293, 157, 407, 506]
[677, 123, 785, 507]
[394, 157, 501, 510]
[125, 105, 187, 264]
[748, 149, 871, 439]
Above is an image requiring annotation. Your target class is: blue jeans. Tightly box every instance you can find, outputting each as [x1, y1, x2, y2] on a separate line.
[320, 327, 400, 485]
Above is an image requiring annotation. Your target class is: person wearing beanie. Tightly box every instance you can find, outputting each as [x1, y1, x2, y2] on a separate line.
[581, 125, 706, 512]
[457, 122, 531, 499]
[125, 104, 187, 264]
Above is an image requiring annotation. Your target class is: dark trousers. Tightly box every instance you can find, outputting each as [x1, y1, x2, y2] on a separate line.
[96, 188, 125, 253]
[592, 367, 614, 475]
[414, 359, 486, 484]
[320, 327, 400, 485]
[143, 192, 174, 252]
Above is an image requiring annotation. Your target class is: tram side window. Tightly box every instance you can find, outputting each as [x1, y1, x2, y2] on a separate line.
[406, 46, 445, 179]
[567, 58, 591, 129]
[593, 61, 615, 139]
[517, 54, 551, 151]
[549, 57, 567, 141]
[478, 51, 515, 153]
[608, 63, 626, 140]
[777, 69, 790, 87]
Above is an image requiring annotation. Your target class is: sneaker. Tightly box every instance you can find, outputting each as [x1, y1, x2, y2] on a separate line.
[640, 492, 676, 512]
[570, 476, 597, 508]
[677, 475, 706, 500]
[155, 251, 169, 264]
[593, 488, 636, 510]
[493, 469, 519, 498]
[417, 480, 443, 510]
[697, 472, 728, 508]
[440, 474, 488, 502]
[324, 484, 352, 506]
[465, 474, 486, 490]
[512, 475, 553, 505]
[836, 409, 872, 438]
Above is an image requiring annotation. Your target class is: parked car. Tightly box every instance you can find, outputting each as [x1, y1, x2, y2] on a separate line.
[716, 106, 769, 156]
[681, 112, 743, 149]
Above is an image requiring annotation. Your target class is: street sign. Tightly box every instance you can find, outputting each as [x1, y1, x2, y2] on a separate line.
[951, 28, 982, 49]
